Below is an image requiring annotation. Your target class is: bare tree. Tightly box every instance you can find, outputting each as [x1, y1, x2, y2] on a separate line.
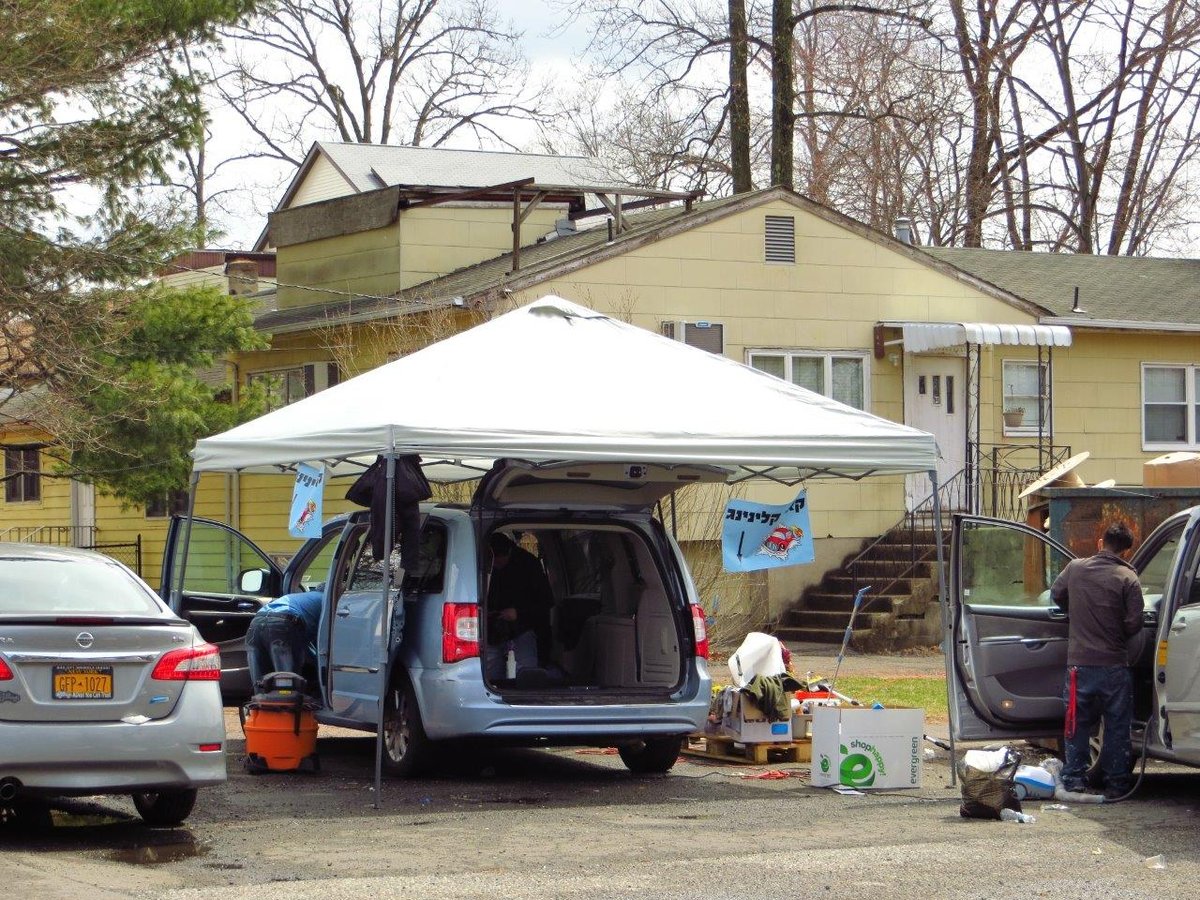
[216, 0, 549, 166]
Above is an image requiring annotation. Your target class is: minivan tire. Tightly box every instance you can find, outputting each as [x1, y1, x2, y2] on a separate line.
[132, 788, 198, 827]
[618, 735, 684, 774]
[382, 673, 432, 777]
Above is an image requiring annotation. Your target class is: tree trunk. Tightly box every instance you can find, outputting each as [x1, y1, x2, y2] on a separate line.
[771, 0, 794, 189]
[728, 0, 752, 193]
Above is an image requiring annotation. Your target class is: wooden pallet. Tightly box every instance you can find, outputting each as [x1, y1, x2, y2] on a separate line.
[682, 733, 812, 765]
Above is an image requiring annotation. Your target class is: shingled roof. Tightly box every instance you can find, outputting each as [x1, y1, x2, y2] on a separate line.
[925, 247, 1200, 326]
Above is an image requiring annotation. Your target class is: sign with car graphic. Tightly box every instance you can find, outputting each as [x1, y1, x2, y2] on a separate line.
[721, 489, 814, 572]
[288, 463, 326, 538]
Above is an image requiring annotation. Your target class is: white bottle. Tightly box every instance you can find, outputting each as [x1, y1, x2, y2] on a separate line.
[505, 645, 517, 679]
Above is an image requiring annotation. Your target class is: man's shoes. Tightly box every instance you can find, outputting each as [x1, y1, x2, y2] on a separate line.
[1103, 785, 1132, 801]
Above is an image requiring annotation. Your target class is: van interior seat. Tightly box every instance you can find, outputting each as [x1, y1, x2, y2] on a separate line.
[635, 584, 678, 685]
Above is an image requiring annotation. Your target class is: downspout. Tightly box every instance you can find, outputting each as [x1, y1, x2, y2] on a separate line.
[931, 467, 957, 785]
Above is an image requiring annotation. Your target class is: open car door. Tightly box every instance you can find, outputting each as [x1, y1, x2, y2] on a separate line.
[1160, 508, 1200, 764]
[948, 514, 1075, 742]
[160, 515, 282, 701]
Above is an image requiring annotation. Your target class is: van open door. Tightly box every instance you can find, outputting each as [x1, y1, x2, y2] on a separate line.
[1159, 508, 1200, 764]
[948, 514, 1075, 742]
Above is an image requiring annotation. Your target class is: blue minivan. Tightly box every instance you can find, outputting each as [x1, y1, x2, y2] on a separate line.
[162, 460, 715, 775]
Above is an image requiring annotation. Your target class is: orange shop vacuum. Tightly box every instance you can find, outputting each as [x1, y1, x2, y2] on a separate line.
[241, 671, 320, 774]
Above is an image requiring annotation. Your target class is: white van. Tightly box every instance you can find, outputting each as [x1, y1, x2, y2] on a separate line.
[948, 506, 1200, 767]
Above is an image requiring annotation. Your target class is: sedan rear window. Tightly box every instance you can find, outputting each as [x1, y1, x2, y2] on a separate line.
[0, 557, 166, 616]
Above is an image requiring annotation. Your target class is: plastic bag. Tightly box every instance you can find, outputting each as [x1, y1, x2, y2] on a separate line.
[727, 632, 786, 688]
[959, 747, 1023, 820]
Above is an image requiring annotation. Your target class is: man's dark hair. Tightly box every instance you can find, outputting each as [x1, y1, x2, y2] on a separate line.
[1102, 522, 1134, 554]
[488, 532, 516, 555]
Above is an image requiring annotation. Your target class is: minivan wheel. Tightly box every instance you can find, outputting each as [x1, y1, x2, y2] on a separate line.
[382, 674, 431, 777]
[618, 736, 684, 774]
[132, 788, 198, 827]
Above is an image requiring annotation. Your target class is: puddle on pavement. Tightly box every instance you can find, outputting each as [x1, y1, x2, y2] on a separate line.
[104, 838, 209, 866]
[51, 810, 129, 828]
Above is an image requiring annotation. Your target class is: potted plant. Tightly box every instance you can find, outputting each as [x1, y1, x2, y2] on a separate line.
[1003, 406, 1025, 428]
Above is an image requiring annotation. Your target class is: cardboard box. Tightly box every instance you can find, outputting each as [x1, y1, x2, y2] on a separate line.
[1144, 452, 1200, 488]
[720, 689, 792, 743]
[810, 706, 924, 789]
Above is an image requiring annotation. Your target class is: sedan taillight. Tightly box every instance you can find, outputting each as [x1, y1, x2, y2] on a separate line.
[0, 656, 11, 680]
[691, 604, 710, 660]
[441, 603, 479, 664]
[152, 644, 221, 681]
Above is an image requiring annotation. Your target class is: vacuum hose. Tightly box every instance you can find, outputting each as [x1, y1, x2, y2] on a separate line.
[0, 777, 22, 802]
[1103, 724, 1154, 803]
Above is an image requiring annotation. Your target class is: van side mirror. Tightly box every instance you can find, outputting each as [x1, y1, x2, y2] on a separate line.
[239, 569, 268, 594]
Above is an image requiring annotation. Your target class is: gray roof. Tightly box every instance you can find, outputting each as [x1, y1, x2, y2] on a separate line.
[256, 193, 749, 333]
[925, 247, 1200, 326]
[315, 142, 613, 193]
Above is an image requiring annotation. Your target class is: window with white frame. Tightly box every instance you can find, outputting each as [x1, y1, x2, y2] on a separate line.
[748, 351, 868, 409]
[246, 362, 340, 412]
[1143, 364, 1200, 448]
[1002, 359, 1049, 434]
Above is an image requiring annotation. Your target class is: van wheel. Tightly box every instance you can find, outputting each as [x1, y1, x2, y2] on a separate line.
[618, 736, 684, 774]
[382, 674, 431, 777]
[132, 788, 197, 827]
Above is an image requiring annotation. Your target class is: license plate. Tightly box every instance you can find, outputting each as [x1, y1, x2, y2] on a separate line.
[52, 665, 114, 700]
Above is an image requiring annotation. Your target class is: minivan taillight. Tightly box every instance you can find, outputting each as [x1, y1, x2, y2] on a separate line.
[152, 644, 221, 681]
[0, 657, 11, 680]
[691, 604, 709, 660]
[442, 603, 479, 664]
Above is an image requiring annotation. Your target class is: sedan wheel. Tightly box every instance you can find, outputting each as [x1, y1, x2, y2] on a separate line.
[132, 788, 198, 827]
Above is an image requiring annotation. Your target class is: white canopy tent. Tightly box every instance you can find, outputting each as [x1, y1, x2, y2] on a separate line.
[185, 296, 949, 797]
[194, 297, 937, 480]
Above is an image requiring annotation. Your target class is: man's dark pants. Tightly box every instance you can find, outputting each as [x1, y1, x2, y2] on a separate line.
[1062, 665, 1133, 794]
[246, 612, 308, 691]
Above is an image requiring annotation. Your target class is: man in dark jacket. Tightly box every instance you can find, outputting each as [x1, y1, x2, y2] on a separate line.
[485, 532, 554, 679]
[1050, 522, 1144, 798]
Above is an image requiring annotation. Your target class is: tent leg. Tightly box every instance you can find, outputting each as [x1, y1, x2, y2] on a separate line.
[374, 454, 397, 809]
[930, 468, 957, 786]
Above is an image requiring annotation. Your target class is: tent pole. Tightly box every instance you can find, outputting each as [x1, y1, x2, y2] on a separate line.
[930, 467, 957, 785]
[374, 453, 397, 809]
[170, 470, 202, 613]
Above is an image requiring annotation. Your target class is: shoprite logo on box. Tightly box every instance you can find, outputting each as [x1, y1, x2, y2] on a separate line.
[839, 740, 887, 787]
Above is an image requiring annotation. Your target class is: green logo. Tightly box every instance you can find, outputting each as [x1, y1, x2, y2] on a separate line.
[840, 753, 875, 787]
[819, 754, 831, 774]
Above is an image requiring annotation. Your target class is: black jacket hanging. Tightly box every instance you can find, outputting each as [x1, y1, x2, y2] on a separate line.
[345, 454, 432, 565]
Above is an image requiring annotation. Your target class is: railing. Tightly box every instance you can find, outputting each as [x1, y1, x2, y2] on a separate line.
[0, 526, 142, 576]
[0, 524, 97, 546]
[973, 443, 1072, 521]
[844, 444, 1072, 609]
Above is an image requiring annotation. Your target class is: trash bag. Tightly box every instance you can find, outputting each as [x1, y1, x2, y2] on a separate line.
[727, 632, 786, 688]
[959, 747, 1023, 820]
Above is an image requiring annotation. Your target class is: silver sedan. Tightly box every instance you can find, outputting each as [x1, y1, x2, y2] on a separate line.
[0, 543, 226, 826]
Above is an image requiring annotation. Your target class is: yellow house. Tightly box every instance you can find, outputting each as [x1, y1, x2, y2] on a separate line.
[6, 143, 1200, 649]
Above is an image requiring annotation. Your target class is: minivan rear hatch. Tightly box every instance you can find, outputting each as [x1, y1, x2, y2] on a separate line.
[471, 460, 730, 512]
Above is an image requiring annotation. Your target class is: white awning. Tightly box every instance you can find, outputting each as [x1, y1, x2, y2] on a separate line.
[899, 322, 1071, 353]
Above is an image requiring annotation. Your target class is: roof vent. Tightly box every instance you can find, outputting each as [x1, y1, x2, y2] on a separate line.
[894, 217, 913, 245]
[1071, 286, 1087, 315]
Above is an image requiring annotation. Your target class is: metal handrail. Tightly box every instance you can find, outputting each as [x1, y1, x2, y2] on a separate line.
[0, 524, 98, 547]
